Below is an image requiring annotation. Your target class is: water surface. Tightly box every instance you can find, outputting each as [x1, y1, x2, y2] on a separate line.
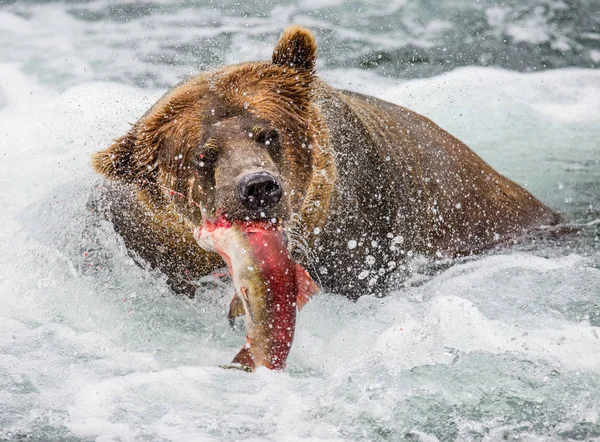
[0, 1, 599, 440]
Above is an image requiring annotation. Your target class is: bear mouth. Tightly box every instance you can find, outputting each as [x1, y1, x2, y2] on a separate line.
[200, 204, 291, 250]
[200, 201, 289, 232]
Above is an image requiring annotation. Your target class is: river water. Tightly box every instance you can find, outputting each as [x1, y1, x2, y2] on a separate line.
[1, 1, 599, 440]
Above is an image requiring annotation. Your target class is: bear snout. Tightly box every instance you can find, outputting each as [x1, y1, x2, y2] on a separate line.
[236, 171, 283, 211]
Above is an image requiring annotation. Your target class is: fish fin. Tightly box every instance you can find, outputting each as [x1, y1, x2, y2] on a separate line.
[227, 295, 245, 321]
[239, 287, 254, 324]
[232, 342, 254, 371]
[294, 264, 320, 310]
[219, 364, 253, 372]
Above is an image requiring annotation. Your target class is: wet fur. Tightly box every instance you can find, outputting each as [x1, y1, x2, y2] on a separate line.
[92, 25, 558, 298]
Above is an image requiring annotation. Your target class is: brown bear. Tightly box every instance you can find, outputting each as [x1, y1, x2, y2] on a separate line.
[92, 25, 559, 300]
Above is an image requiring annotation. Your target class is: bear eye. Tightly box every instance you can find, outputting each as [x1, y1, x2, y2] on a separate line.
[196, 148, 218, 168]
[256, 128, 281, 148]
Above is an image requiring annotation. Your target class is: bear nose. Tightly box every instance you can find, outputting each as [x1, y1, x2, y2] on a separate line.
[237, 172, 283, 210]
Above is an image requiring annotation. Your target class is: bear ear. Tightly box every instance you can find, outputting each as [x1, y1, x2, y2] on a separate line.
[91, 129, 136, 181]
[272, 25, 317, 72]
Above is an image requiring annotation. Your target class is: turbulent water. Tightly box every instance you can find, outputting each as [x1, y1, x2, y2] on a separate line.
[1, 0, 599, 440]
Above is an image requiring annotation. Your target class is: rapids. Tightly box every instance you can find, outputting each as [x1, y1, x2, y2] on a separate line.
[0, 0, 599, 440]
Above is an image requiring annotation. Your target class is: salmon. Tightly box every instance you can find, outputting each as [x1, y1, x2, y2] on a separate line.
[194, 218, 320, 371]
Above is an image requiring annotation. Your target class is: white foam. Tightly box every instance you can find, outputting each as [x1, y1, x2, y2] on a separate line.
[1, 63, 599, 440]
[323, 66, 600, 210]
[324, 66, 600, 126]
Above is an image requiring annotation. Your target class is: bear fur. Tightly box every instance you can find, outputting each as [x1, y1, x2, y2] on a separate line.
[92, 26, 559, 299]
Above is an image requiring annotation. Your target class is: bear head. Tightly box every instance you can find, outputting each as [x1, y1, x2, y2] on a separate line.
[92, 26, 335, 240]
